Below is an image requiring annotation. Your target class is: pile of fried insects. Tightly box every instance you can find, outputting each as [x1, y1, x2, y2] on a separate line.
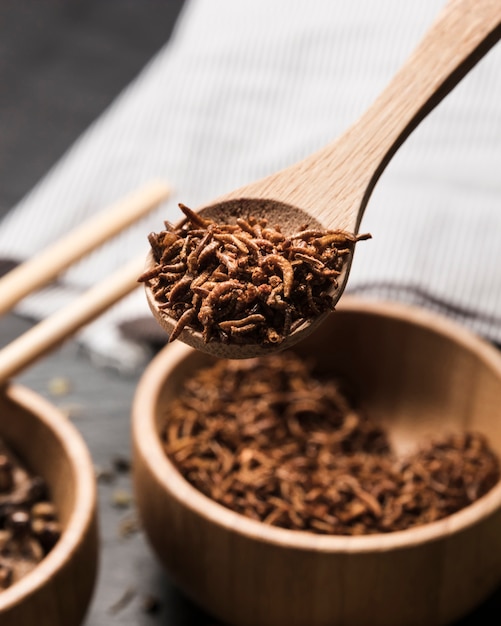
[138, 203, 370, 345]
[162, 352, 500, 535]
[0, 440, 61, 589]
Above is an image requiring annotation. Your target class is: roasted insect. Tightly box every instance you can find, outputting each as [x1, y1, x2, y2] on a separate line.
[162, 352, 500, 535]
[139, 203, 370, 346]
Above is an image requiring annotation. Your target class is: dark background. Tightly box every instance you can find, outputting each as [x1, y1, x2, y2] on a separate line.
[1, 2, 501, 624]
[0, 2, 219, 624]
[0, 0, 185, 217]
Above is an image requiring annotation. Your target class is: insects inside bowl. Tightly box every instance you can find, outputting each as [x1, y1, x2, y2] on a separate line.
[0, 383, 98, 626]
[132, 296, 501, 626]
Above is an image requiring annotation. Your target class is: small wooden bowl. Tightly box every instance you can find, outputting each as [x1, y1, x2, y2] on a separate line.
[0, 383, 98, 626]
[132, 297, 501, 626]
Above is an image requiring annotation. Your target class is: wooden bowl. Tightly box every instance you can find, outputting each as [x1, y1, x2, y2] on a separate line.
[0, 383, 98, 626]
[132, 296, 501, 626]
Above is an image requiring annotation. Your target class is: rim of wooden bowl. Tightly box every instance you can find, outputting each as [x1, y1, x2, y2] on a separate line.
[132, 296, 501, 554]
[0, 383, 96, 611]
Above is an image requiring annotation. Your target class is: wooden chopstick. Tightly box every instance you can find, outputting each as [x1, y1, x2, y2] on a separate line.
[0, 179, 171, 382]
[0, 179, 170, 317]
[0, 255, 147, 383]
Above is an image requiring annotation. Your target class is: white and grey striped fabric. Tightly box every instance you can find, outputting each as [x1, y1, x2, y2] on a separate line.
[0, 0, 500, 372]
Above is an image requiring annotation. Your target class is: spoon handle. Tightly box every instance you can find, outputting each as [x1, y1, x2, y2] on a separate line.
[287, 0, 501, 231]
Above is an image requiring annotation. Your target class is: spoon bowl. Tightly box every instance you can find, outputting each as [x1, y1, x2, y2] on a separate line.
[144, 0, 501, 359]
[145, 198, 338, 358]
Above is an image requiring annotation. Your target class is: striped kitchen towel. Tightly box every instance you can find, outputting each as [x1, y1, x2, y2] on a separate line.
[0, 0, 500, 372]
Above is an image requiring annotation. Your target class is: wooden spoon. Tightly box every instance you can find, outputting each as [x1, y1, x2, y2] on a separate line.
[145, 0, 501, 359]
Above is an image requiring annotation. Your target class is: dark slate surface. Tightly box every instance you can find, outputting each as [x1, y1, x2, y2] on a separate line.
[1, 2, 501, 624]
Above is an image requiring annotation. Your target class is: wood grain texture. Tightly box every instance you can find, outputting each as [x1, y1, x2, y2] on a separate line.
[132, 297, 501, 626]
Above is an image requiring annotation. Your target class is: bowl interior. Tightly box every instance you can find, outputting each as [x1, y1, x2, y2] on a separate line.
[153, 298, 501, 460]
[291, 302, 501, 457]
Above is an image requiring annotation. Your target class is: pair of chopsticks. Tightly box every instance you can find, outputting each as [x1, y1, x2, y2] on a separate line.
[0, 180, 171, 383]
